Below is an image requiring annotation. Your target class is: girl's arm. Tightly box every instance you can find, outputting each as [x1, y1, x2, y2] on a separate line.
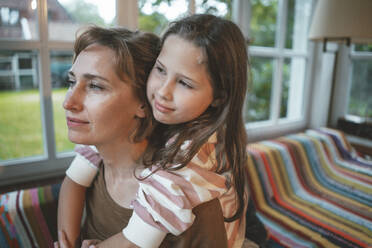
[90, 233, 139, 248]
[122, 133, 230, 247]
[57, 145, 101, 246]
[57, 176, 86, 246]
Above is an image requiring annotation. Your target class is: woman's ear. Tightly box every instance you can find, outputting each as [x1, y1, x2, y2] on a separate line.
[135, 104, 146, 118]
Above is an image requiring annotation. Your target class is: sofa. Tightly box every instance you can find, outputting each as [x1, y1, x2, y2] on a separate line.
[0, 183, 60, 247]
[0, 128, 371, 247]
[246, 128, 372, 247]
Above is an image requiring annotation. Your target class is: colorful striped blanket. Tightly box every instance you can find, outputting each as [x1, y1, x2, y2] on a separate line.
[0, 183, 60, 248]
[246, 128, 372, 247]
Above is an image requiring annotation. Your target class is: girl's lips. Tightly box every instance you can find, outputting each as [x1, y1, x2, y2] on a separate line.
[155, 100, 174, 113]
[66, 117, 89, 127]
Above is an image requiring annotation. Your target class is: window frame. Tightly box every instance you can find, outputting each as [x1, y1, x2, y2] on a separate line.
[346, 48, 372, 121]
[0, 0, 75, 186]
[245, 0, 315, 142]
[0, 0, 138, 186]
[330, 44, 372, 127]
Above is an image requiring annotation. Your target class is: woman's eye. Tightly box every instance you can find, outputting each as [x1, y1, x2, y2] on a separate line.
[67, 79, 76, 88]
[89, 83, 104, 90]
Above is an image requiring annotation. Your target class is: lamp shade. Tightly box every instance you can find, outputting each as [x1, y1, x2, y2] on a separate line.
[309, 0, 372, 43]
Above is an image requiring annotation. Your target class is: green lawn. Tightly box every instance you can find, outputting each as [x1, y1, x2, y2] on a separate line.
[52, 88, 75, 153]
[0, 89, 74, 160]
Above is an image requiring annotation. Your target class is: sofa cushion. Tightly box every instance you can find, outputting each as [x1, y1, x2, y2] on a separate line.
[0, 183, 60, 248]
[246, 128, 372, 247]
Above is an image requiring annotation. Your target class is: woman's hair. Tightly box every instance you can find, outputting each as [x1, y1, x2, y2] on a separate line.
[73, 26, 161, 142]
[145, 14, 249, 222]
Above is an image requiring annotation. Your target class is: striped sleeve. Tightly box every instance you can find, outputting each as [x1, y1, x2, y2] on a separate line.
[66, 145, 101, 187]
[122, 133, 230, 248]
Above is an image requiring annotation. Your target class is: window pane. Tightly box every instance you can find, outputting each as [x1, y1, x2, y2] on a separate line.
[285, 0, 312, 50]
[49, 0, 116, 41]
[196, 0, 232, 19]
[246, 57, 274, 122]
[139, 0, 188, 34]
[50, 50, 74, 153]
[354, 44, 372, 52]
[0, 50, 43, 160]
[0, 0, 38, 40]
[347, 59, 372, 119]
[250, 0, 278, 47]
[280, 57, 306, 119]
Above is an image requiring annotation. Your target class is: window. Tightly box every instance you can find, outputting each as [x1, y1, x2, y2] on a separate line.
[0, 50, 42, 161]
[0, 0, 115, 186]
[347, 45, 372, 120]
[139, 0, 189, 34]
[50, 50, 74, 153]
[0, 4, 37, 40]
[48, 0, 115, 41]
[331, 44, 372, 139]
[246, 57, 274, 122]
[138, 0, 232, 34]
[0, 0, 315, 185]
[195, 0, 231, 19]
[0, 8, 20, 26]
[246, 0, 313, 127]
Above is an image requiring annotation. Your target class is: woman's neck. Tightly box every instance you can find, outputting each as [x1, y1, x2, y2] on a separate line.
[96, 138, 147, 178]
[97, 139, 147, 208]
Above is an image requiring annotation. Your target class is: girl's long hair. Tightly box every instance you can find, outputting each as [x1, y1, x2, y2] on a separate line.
[144, 14, 249, 222]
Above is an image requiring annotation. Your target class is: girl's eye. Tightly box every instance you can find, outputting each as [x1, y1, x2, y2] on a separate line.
[179, 80, 192, 89]
[155, 65, 165, 75]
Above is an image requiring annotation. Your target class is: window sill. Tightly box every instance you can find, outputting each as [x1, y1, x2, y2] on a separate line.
[245, 118, 307, 143]
[337, 117, 372, 140]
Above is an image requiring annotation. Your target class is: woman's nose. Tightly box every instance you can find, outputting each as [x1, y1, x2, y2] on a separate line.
[63, 86, 84, 112]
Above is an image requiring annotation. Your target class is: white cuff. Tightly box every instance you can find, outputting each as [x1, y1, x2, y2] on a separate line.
[66, 155, 99, 187]
[122, 212, 167, 248]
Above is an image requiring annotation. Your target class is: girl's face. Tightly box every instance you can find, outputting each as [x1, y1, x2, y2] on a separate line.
[146, 35, 214, 125]
[63, 44, 145, 146]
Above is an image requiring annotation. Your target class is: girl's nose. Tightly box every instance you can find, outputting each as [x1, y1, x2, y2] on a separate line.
[62, 85, 84, 112]
[157, 79, 174, 101]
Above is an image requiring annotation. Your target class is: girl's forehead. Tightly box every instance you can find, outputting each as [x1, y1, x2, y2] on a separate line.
[161, 35, 206, 64]
[157, 35, 212, 89]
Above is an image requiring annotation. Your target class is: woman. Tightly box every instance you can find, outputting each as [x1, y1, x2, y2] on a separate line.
[57, 26, 228, 248]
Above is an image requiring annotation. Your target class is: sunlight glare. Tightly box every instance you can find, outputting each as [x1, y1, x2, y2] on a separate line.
[31, 0, 37, 10]
[142, 0, 188, 20]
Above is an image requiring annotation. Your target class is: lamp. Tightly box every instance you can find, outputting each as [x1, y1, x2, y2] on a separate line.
[309, 0, 372, 51]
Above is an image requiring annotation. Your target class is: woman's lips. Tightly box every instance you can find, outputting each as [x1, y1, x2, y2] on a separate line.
[155, 100, 174, 113]
[66, 117, 89, 127]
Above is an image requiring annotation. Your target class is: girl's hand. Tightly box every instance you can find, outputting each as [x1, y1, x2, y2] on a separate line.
[54, 230, 72, 248]
[81, 239, 101, 248]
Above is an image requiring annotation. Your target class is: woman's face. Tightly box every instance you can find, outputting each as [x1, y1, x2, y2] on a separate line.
[63, 44, 145, 146]
[146, 35, 214, 125]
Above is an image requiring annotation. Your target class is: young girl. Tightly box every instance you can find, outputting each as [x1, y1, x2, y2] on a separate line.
[59, 14, 249, 248]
